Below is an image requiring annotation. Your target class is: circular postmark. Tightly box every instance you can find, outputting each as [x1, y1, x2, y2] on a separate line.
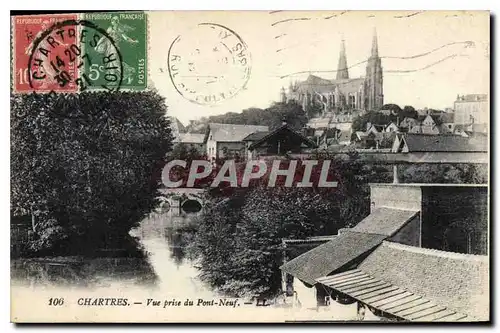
[27, 19, 124, 93]
[167, 23, 252, 106]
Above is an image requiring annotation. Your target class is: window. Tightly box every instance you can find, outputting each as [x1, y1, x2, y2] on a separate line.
[348, 94, 356, 108]
[329, 95, 336, 107]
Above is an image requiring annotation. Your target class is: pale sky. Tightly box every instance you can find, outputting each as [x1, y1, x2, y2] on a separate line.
[148, 11, 490, 124]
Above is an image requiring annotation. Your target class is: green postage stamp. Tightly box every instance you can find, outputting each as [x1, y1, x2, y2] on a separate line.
[83, 12, 147, 90]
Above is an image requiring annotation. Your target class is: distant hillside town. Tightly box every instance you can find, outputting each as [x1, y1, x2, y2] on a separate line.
[168, 28, 488, 161]
[168, 92, 488, 161]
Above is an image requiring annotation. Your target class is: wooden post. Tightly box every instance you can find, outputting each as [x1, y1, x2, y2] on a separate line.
[281, 239, 287, 295]
[30, 204, 36, 232]
[393, 165, 399, 184]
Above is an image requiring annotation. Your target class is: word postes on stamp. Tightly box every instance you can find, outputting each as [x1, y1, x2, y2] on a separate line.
[83, 12, 148, 91]
[168, 23, 251, 106]
[13, 14, 78, 92]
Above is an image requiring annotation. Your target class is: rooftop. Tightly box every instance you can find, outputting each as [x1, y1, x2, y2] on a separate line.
[296, 75, 365, 95]
[402, 133, 487, 153]
[280, 231, 386, 285]
[358, 241, 489, 320]
[350, 208, 419, 237]
[242, 131, 270, 141]
[248, 124, 318, 150]
[178, 133, 205, 144]
[316, 242, 488, 321]
[205, 123, 269, 142]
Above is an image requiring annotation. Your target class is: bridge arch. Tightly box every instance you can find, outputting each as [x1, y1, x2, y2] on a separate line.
[159, 188, 206, 216]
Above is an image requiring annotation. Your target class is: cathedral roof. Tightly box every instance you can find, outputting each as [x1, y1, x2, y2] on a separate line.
[296, 75, 364, 95]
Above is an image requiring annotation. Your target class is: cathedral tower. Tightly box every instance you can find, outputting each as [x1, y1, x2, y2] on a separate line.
[364, 28, 384, 110]
[336, 38, 349, 80]
[280, 87, 287, 103]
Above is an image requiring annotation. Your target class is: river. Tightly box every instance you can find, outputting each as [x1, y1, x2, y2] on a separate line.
[11, 209, 360, 321]
[11, 210, 215, 296]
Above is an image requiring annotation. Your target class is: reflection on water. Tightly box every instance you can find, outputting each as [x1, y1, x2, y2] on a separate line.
[11, 210, 363, 321]
[11, 211, 215, 297]
[165, 227, 196, 266]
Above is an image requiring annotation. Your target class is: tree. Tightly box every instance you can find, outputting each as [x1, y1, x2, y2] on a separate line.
[11, 91, 173, 256]
[184, 101, 308, 132]
[401, 105, 418, 119]
[192, 153, 391, 297]
[381, 104, 402, 115]
[168, 143, 205, 162]
[264, 101, 308, 130]
[306, 100, 324, 119]
[401, 164, 488, 184]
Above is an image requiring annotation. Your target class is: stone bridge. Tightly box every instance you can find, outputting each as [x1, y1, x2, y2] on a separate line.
[158, 188, 206, 216]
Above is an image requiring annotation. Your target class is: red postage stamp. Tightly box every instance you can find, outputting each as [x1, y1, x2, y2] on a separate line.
[12, 14, 79, 93]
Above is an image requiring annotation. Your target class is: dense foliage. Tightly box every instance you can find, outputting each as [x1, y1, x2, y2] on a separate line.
[185, 101, 308, 133]
[11, 91, 173, 256]
[192, 153, 392, 297]
[400, 163, 488, 184]
[191, 147, 487, 297]
[352, 104, 419, 132]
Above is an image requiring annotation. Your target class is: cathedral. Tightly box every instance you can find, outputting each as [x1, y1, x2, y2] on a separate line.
[280, 29, 384, 114]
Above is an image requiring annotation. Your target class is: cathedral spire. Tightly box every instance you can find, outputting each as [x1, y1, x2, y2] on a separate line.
[280, 86, 287, 103]
[371, 28, 379, 57]
[336, 37, 349, 80]
[365, 27, 383, 111]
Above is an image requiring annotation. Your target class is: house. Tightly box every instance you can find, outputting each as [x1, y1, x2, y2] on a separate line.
[399, 117, 419, 132]
[316, 242, 489, 321]
[176, 133, 206, 154]
[357, 130, 395, 149]
[366, 123, 386, 134]
[355, 131, 368, 141]
[440, 112, 455, 133]
[281, 236, 336, 305]
[280, 183, 489, 321]
[409, 115, 442, 135]
[454, 94, 488, 126]
[336, 130, 352, 146]
[384, 122, 399, 133]
[204, 123, 269, 160]
[243, 123, 317, 159]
